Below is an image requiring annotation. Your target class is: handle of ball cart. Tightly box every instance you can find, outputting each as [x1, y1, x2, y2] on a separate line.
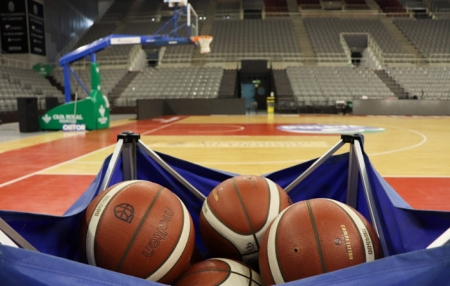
[0, 217, 38, 251]
[284, 134, 389, 257]
[100, 131, 206, 201]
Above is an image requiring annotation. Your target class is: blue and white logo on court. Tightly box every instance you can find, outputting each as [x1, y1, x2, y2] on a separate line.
[277, 124, 385, 134]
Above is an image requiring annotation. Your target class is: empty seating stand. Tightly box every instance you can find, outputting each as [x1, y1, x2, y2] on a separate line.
[303, 18, 404, 58]
[286, 66, 394, 110]
[0, 66, 64, 112]
[386, 67, 450, 100]
[393, 19, 450, 58]
[53, 68, 127, 99]
[272, 69, 297, 113]
[208, 19, 301, 61]
[116, 67, 224, 107]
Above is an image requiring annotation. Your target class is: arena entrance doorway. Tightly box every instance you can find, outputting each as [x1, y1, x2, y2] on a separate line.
[239, 60, 272, 112]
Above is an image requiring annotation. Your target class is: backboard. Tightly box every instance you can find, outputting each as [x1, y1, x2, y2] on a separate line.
[157, 3, 198, 39]
[164, 0, 188, 7]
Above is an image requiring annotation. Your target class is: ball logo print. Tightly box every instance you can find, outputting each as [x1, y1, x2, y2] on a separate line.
[277, 124, 385, 134]
[81, 180, 195, 284]
[258, 198, 383, 285]
[114, 203, 134, 223]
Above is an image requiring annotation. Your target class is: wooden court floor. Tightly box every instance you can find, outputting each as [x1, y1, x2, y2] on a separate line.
[0, 114, 449, 215]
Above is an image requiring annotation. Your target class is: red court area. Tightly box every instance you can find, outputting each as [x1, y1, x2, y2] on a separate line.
[0, 175, 94, 215]
[386, 178, 450, 211]
[151, 123, 328, 136]
[0, 118, 176, 184]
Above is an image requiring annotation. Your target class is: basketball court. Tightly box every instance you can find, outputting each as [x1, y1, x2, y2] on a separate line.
[0, 114, 449, 215]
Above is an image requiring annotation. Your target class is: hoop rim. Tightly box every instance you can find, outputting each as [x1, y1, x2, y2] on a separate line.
[190, 35, 213, 44]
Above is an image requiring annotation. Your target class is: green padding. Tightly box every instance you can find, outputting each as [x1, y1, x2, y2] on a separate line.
[39, 62, 110, 131]
[40, 91, 109, 131]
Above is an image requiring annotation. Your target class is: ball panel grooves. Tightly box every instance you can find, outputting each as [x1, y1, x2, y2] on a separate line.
[232, 177, 260, 250]
[149, 198, 194, 283]
[199, 204, 242, 260]
[115, 186, 165, 272]
[235, 176, 271, 232]
[206, 179, 250, 235]
[261, 178, 272, 233]
[269, 208, 289, 284]
[274, 201, 323, 281]
[218, 258, 262, 285]
[307, 200, 327, 273]
[204, 196, 249, 236]
[87, 180, 138, 267]
[173, 259, 231, 286]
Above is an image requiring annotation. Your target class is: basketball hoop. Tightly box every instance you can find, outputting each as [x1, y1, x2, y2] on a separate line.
[191, 35, 213, 54]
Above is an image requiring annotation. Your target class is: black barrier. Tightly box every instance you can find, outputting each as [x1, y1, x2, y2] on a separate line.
[17, 97, 39, 132]
[137, 98, 246, 120]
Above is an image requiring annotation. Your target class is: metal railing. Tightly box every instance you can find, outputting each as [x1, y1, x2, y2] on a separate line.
[0, 55, 32, 69]
[339, 33, 363, 64]
[366, 34, 432, 66]
[428, 54, 450, 64]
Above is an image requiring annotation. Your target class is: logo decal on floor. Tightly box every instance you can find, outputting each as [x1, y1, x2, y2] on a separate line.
[277, 124, 385, 134]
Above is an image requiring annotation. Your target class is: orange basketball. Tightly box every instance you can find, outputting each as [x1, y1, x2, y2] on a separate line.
[259, 198, 383, 285]
[80, 180, 195, 284]
[199, 175, 291, 267]
[174, 258, 262, 286]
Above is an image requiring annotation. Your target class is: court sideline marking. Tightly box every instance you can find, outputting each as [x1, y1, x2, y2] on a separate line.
[0, 121, 178, 189]
[369, 126, 427, 157]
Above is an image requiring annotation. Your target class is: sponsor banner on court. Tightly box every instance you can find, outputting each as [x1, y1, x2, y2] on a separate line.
[277, 124, 385, 134]
[42, 113, 84, 125]
[62, 124, 86, 132]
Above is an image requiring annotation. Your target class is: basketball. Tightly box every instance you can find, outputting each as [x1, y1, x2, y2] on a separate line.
[80, 180, 195, 284]
[174, 258, 262, 286]
[259, 198, 383, 285]
[199, 175, 291, 266]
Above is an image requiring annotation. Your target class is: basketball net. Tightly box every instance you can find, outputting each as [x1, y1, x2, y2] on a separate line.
[192, 36, 213, 54]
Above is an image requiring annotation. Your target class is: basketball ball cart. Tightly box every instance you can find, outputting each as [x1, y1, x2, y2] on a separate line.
[2, 129, 450, 285]
[3, 1, 450, 283]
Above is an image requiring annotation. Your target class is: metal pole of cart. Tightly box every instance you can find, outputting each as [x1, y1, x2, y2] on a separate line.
[99, 131, 206, 201]
[284, 134, 389, 256]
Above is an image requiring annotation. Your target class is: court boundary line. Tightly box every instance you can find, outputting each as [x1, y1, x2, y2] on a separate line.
[0, 145, 114, 189]
[0, 121, 178, 189]
[186, 124, 245, 133]
[368, 126, 427, 157]
[37, 173, 98, 176]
